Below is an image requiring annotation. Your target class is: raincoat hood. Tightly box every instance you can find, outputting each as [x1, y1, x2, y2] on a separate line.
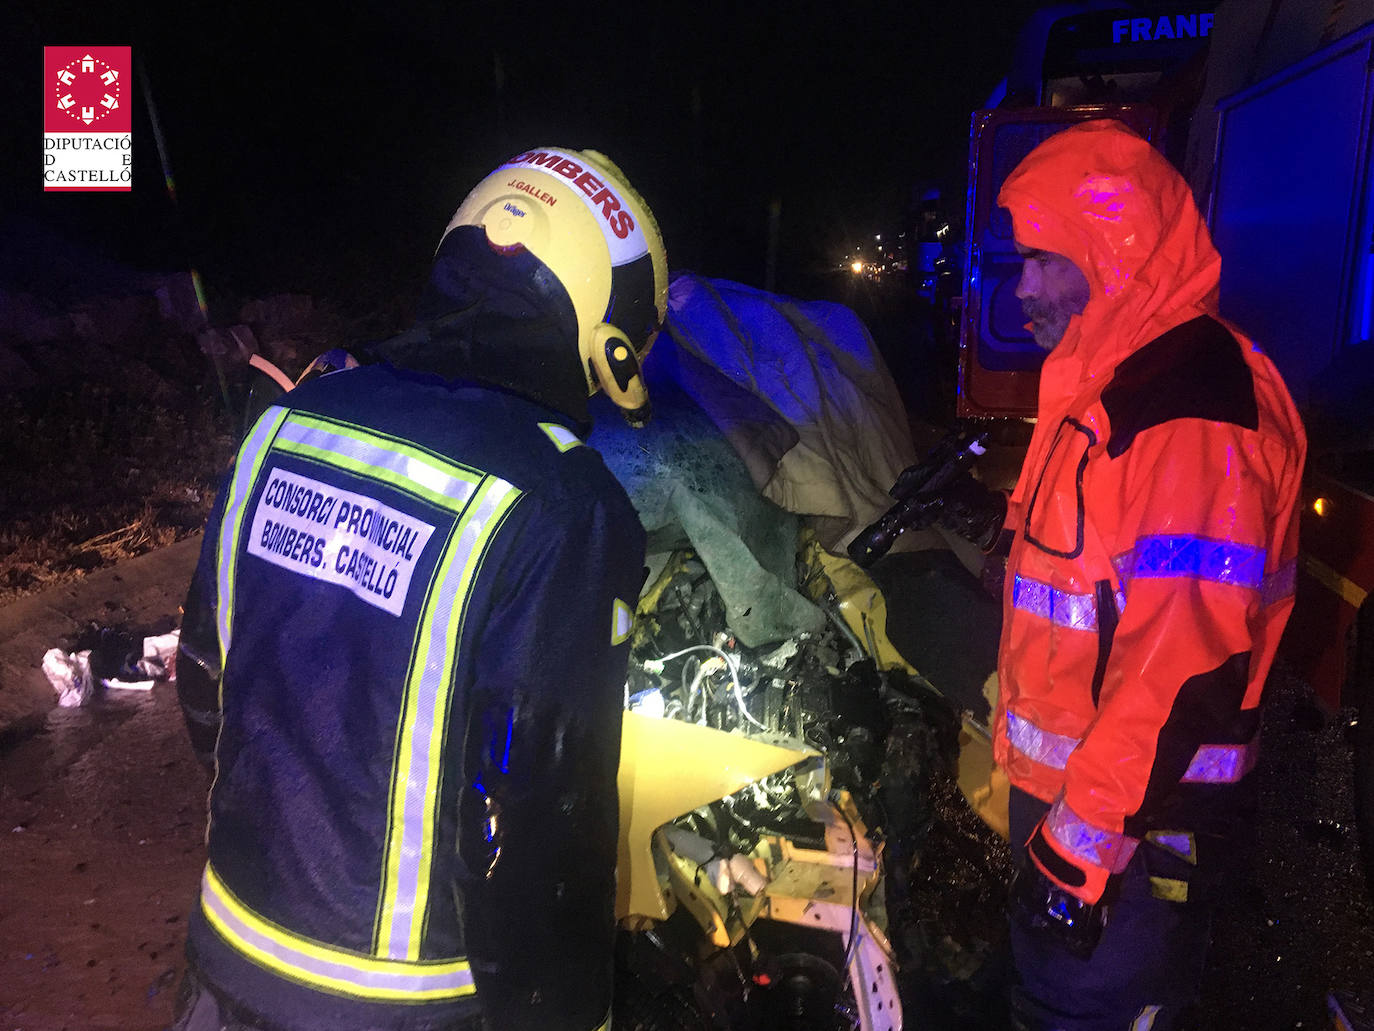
[998, 120, 1221, 384]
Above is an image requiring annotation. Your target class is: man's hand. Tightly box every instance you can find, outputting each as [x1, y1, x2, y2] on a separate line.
[933, 473, 1007, 551]
[1007, 856, 1107, 960]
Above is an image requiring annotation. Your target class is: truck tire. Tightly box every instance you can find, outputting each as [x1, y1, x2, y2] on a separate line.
[1354, 602, 1374, 900]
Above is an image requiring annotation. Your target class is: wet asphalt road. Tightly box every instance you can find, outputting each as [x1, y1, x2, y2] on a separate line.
[1198, 668, 1374, 1029]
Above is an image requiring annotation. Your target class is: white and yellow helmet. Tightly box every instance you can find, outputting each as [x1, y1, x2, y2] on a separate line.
[440, 148, 668, 426]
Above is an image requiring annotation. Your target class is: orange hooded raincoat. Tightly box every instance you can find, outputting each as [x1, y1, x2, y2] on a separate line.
[993, 121, 1305, 905]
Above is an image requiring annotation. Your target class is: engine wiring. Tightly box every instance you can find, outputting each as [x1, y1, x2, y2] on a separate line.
[644, 643, 770, 731]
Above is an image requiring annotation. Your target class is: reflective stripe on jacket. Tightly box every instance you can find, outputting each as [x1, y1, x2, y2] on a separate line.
[992, 122, 1305, 904]
[178, 365, 645, 1030]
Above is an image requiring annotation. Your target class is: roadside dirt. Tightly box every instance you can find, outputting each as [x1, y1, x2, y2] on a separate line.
[0, 688, 206, 1031]
[0, 285, 402, 611]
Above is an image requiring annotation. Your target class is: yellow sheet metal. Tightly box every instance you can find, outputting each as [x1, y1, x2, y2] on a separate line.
[616, 711, 815, 921]
[632, 552, 696, 651]
[801, 535, 918, 675]
[956, 718, 1010, 841]
[803, 534, 1011, 840]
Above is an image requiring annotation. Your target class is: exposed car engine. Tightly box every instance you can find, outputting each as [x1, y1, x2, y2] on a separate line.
[615, 552, 963, 1031]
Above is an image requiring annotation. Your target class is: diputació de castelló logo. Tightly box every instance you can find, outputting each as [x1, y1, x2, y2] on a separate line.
[44, 46, 133, 192]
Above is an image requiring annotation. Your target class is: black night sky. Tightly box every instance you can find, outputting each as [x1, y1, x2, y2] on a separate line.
[5, 0, 1047, 306]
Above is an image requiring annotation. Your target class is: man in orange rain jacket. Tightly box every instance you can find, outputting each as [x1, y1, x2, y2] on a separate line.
[938, 120, 1305, 1029]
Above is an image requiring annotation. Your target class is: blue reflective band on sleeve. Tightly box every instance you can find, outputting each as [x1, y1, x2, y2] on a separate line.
[1005, 711, 1081, 770]
[1045, 798, 1138, 874]
[1012, 575, 1100, 631]
[1180, 740, 1258, 783]
[1124, 535, 1267, 590]
[1259, 560, 1296, 606]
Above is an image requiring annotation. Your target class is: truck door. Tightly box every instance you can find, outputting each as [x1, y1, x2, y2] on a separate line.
[1210, 22, 1374, 407]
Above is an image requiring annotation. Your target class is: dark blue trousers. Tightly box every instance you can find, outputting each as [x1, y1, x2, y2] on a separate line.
[1007, 787, 1234, 1031]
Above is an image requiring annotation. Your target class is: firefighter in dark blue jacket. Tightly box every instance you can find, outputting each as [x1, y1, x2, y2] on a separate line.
[173, 148, 666, 1031]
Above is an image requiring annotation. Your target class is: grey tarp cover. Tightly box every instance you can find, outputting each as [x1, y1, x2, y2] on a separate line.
[661, 275, 916, 543]
[588, 273, 917, 647]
